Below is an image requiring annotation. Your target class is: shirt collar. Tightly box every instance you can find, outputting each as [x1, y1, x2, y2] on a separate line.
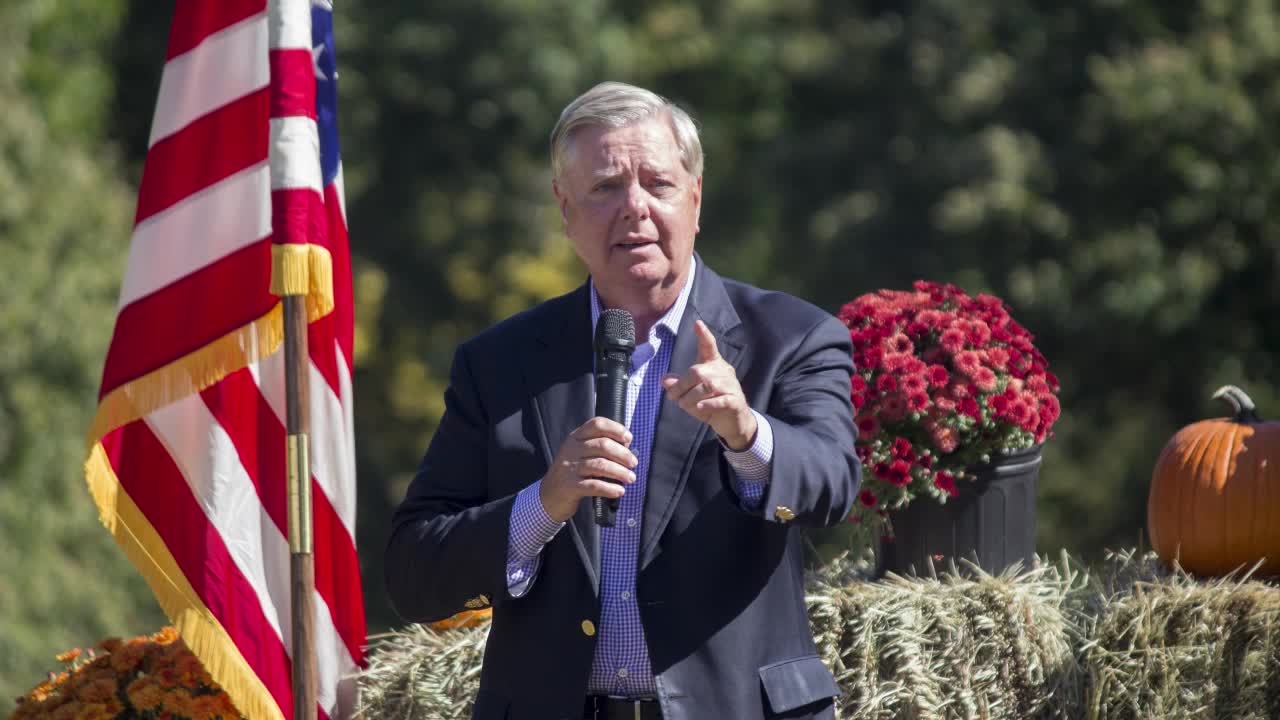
[590, 255, 697, 343]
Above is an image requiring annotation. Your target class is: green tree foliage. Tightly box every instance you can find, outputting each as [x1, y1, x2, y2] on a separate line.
[4, 0, 1280, 703]
[0, 0, 164, 711]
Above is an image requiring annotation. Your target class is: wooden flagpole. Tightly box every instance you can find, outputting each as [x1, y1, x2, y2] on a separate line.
[283, 293, 318, 720]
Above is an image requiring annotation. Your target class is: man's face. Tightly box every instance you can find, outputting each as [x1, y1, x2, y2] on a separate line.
[553, 116, 701, 301]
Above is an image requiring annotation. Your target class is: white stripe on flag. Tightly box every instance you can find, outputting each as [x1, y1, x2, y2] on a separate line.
[269, 116, 323, 192]
[268, 0, 313, 50]
[118, 163, 272, 311]
[149, 14, 269, 148]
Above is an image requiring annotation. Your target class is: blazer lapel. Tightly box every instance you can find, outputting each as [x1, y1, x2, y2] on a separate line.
[639, 261, 743, 570]
[524, 284, 600, 595]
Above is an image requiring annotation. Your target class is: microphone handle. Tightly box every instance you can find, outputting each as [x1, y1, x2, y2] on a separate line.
[592, 353, 630, 527]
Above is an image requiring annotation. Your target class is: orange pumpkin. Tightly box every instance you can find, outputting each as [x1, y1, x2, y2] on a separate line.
[1148, 385, 1280, 576]
[428, 608, 492, 631]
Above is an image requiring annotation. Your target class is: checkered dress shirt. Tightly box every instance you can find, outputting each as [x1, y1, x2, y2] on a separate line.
[505, 258, 774, 697]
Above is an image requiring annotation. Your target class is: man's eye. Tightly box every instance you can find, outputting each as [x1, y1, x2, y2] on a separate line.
[593, 181, 617, 192]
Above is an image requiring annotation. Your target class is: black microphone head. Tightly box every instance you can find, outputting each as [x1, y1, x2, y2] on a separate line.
[595, 308, 636, 355]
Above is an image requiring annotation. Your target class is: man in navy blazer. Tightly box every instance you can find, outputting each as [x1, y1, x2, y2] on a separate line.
[385, 81, 860, 720]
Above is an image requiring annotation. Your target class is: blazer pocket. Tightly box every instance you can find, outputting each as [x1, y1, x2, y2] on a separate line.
[758, 654, 840, 714]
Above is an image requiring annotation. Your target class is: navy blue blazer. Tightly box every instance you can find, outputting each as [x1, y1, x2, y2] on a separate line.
[385, 259, 860, 719]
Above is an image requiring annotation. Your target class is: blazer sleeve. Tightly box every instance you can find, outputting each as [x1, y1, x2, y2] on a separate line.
[753, 313, 860, 528]
[384, 341, 513, 623]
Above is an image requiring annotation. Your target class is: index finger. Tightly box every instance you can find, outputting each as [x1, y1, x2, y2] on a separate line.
[695, 320, 720, 362]
[573, 416, 633, 445]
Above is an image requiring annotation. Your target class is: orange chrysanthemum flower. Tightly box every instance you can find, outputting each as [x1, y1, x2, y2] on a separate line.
[126, 676, 166, 712]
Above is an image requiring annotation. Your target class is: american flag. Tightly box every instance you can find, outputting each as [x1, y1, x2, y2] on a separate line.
[84, 1, 365, 718]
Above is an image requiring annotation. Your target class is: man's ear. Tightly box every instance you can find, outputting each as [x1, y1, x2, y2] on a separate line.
[552, 179, 570, 223]
[693, 175, 703, 233]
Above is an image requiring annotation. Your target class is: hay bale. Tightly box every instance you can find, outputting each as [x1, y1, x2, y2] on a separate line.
[807, 555, 1083, 719]
[354, 623, 489, 720]
[1081, 551, 1280, 720]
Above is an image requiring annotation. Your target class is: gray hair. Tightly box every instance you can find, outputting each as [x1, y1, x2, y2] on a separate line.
[550, 81, 704, 180]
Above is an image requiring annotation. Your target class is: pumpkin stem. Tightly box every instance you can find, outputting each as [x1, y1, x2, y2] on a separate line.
[1212, 385, 1263, 423]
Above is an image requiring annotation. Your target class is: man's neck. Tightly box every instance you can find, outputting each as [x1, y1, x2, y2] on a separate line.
[596, 272, 689, 344]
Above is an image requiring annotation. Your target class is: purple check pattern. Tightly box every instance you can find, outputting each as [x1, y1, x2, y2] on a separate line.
[506, 258, 773, 698]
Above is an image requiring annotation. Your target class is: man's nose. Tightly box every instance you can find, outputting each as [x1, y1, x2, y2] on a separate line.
[621, 183, 649, 221]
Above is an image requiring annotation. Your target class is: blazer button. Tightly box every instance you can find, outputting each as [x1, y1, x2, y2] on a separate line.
[774, 505, 796, 522]
[581, 620, 596, 637]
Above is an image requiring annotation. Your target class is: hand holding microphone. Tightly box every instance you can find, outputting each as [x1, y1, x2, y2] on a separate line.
[537, 309, 638, 525]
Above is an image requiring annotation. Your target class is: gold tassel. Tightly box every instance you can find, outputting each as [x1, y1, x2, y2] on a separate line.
[271, 243, 335, 319]
[85, 443, 287, 720]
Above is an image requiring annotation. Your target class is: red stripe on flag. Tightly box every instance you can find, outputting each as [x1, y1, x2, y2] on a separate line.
[136, 89, 269, 225]
[269, 49, 318, 119]
[200, 369, 367, 662]
[167, 0, 266, 60]
[101, 421, 294, 717]
[271, 187, 325, 247]
[100, 239, 275, 400]
[325, 183, 355, 368]
[305, 184, 353, 398]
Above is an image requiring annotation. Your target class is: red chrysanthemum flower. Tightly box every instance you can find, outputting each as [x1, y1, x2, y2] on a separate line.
[906, 392, 929, 412]
[926, 364, 949, 387]
[939, 327, 966, 354]
[901, 373, 928, 396]
[859, 489, 878, 507]
[885, 332, 914, 355]
[876, 374, 898, 393]
[965, 320, 991, 347]
[933, 471, 958, 497]
[954, 350, 982, 378]
[882, 352, 914, 373]
[972, 367, 997, 392]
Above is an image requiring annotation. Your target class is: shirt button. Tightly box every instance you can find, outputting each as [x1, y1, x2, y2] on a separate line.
[621, 591, 631, 600]
[617, 668, 629, 679]
[626, 517, 637, 528]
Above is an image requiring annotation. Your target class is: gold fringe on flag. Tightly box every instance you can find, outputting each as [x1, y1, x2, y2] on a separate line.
[87, 305, 284, 447]
[270, 243, 335, 320]
[85, 443, 287, 720]
[86, 288, 334, 449]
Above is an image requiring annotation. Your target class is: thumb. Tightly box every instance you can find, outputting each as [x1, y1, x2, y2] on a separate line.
[695, 320, 720, 362]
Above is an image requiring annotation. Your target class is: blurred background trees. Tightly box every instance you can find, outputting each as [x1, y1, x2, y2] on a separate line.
[4, 0, 1278, 709]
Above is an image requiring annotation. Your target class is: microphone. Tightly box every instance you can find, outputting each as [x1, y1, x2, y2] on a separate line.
[593, 308, 635, 527]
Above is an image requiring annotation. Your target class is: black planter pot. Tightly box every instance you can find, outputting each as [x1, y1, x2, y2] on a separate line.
[875, 444, 1042, 577]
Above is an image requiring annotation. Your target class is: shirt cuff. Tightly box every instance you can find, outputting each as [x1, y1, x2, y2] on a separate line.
[508, 480, 565, 560]
[722, 410, 773, 482]
[506, 480, 565, 597]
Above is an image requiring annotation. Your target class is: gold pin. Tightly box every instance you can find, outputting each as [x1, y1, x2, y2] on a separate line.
[774, 505, 796, 522]
[581, 619, 596, 637]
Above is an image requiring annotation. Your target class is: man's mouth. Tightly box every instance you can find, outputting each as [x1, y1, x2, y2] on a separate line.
[617, 236, 658, 248]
